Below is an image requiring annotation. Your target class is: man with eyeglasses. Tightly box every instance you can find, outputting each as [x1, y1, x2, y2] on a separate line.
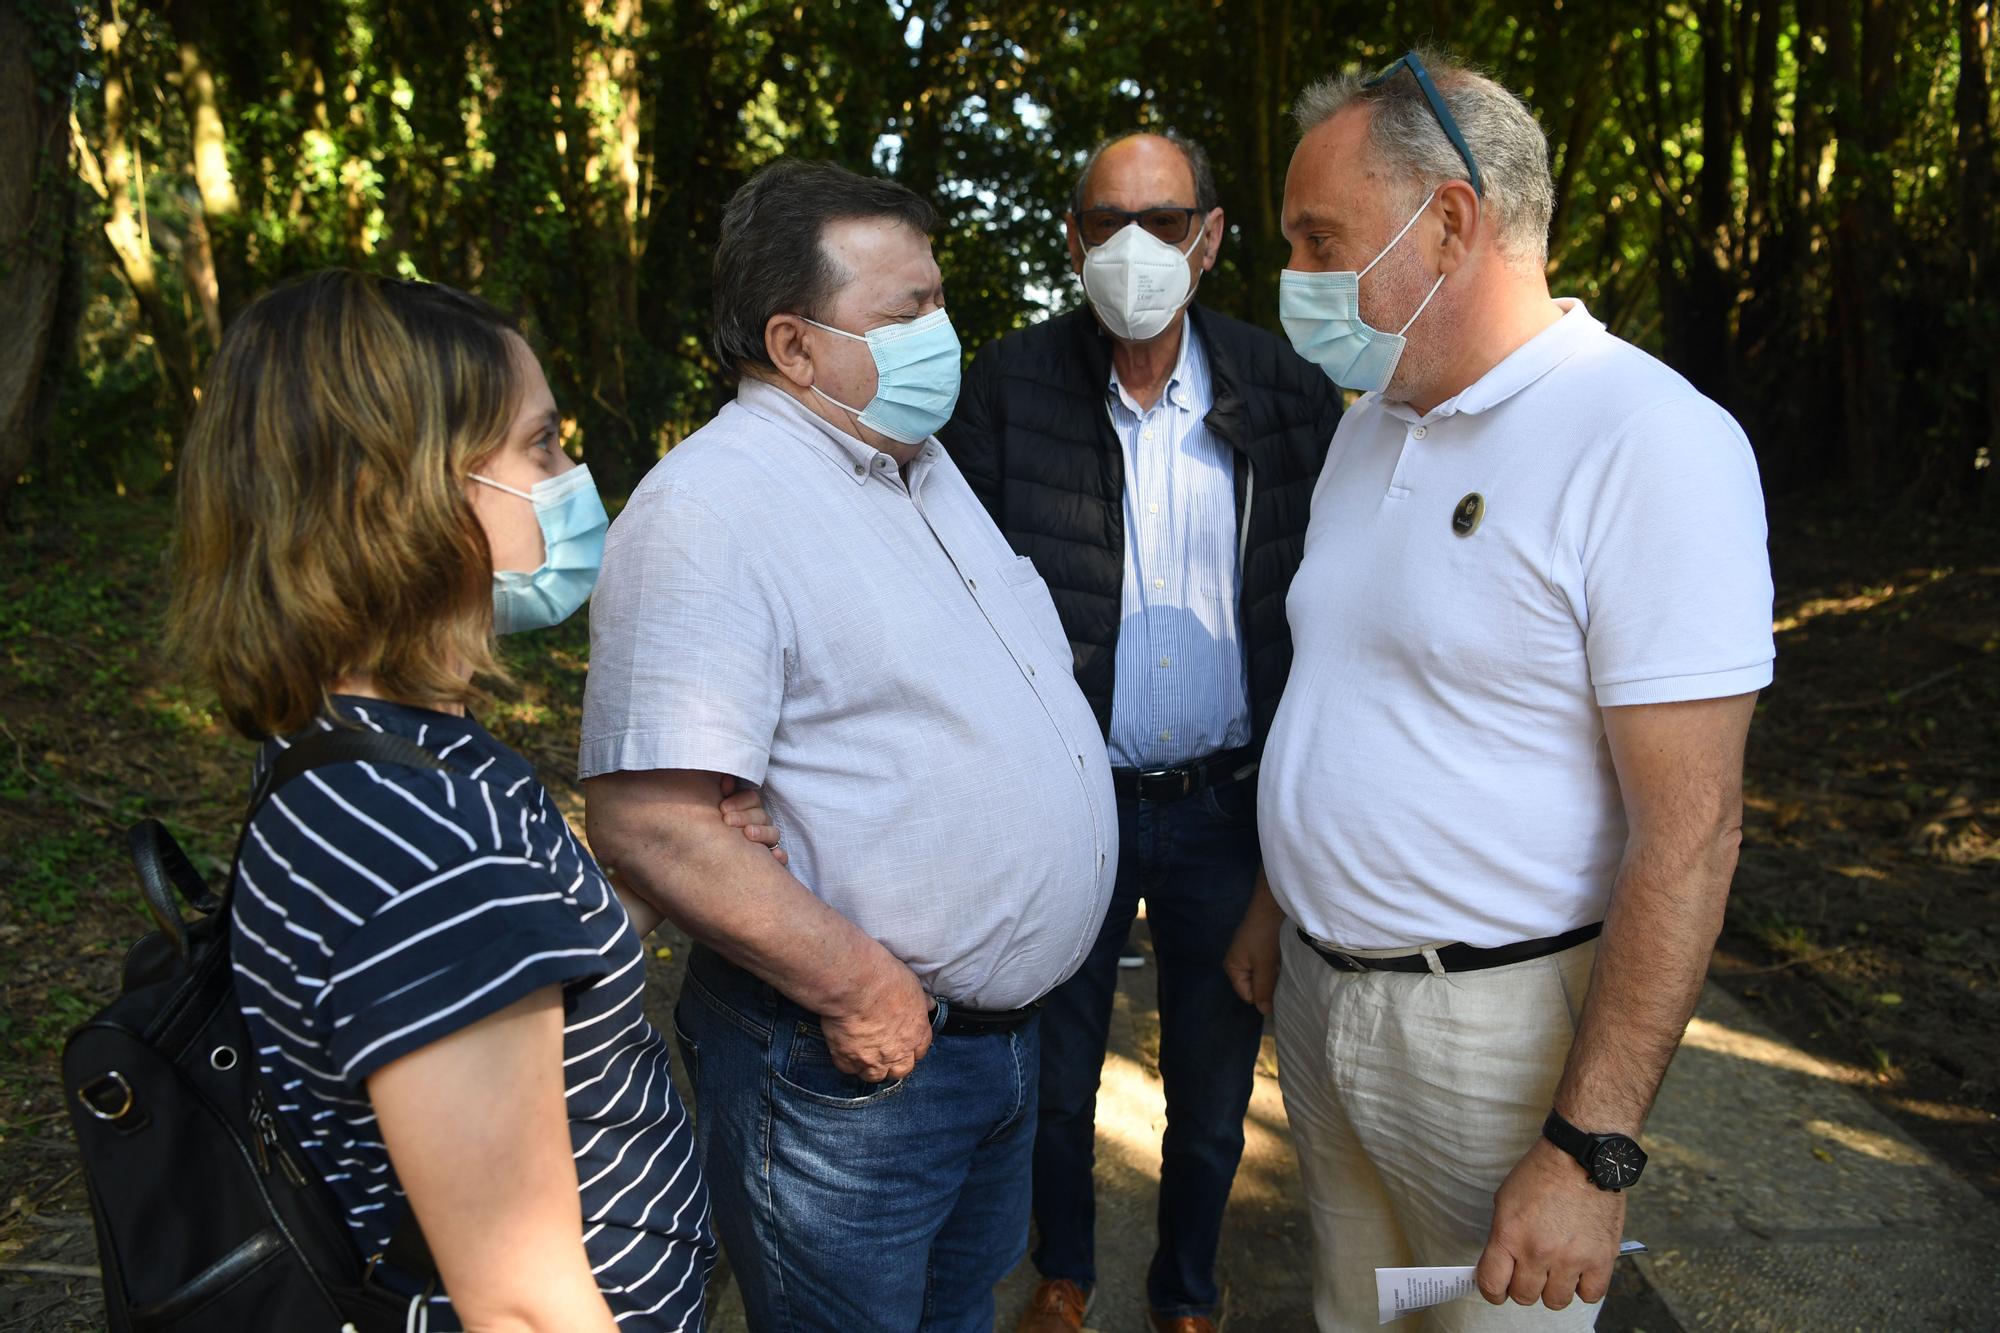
[1230, 50, 1773, 1328]
[942, 132, 1339, 1333]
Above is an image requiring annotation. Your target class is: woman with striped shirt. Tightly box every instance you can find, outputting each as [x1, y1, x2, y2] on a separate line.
[169, 271, 775, 1331]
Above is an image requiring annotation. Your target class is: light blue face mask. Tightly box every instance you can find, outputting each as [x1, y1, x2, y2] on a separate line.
[802, 306, 963, 445]
[1278, 190, 1446, 393]
[469, 463, 608, 634]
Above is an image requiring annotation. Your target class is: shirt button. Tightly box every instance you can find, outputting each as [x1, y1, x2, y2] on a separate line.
[1152, 577, 1164, 590]
[1158, 729, 1172, 742]
[1148, 503, 1159, 514]
[853, 462, 866, 475]
[1413, 425, 1429, 439]
[1159, 656, 1170, 668]
[875, 456, 889, 468]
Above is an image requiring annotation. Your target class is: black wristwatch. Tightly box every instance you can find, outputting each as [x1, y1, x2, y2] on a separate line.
[1542, 1110, 1647, 1191]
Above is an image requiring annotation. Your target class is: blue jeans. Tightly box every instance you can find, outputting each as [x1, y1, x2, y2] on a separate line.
[674, 945, 1040, 1332]
[1030, 780, 1264, 1318]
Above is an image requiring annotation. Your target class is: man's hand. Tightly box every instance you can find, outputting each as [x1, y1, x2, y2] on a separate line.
[819, 946, 933, 1083]
[717, 775, 786, 866]
[1223, 871, 1284, 1015]
[1474, 1137, 1625, 1311]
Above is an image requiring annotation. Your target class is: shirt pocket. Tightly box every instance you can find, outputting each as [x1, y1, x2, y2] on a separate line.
[999, 556, 1074, 668]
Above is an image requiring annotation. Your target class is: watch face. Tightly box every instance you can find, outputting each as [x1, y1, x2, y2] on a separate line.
[1589, 1136, 1647, 1190]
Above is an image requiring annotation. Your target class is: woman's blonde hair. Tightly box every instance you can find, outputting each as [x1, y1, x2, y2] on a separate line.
[170, 270, 521, 740]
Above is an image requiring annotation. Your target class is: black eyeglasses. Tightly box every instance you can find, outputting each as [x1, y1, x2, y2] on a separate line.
[1073, 205, 1205, 250]
[1364, 50, 1484, 197]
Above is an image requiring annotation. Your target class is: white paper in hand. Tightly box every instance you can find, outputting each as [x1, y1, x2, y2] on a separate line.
[1375, 1240, 1647, 1324]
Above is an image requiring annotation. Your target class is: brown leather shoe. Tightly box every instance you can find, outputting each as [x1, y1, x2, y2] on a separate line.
[1144, 1315, 1218, 1333]
[1015, 1277, 1092, 1332]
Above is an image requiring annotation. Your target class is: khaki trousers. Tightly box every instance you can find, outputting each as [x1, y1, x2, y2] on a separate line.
[1274, 926, 1604, 1331]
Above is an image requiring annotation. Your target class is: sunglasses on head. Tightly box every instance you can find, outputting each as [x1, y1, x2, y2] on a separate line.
[1363, 50, 1484, 197]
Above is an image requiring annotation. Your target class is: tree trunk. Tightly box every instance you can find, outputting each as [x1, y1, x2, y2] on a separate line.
[570, 0, 646, 493]
[1956, 0, 1998, 513]
[1741, 0, 1782, 245]
[1677, 0, 1738, 402]
[0, 0, 75, 524]
[76, 2, 197, 424]
[1243, 0, 1283, 331]
[1829, 0, 1903, 493]
[161, 0, 251, 327]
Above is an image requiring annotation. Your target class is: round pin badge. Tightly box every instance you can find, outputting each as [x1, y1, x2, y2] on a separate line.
[1452, 492, 1485, 537]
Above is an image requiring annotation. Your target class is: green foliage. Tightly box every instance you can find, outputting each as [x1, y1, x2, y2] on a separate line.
[23, 0, 2000, 512]
[5, 830, 103, 926]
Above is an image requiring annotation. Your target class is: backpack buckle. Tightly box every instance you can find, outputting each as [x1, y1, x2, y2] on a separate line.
[77, 1071, 137, 1123]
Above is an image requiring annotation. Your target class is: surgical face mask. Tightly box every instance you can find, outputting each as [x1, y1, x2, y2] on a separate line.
[468, 463, 607, 634]
[1080, 220, 1207, 342]
[1278, 190, 1445, 393]
[803, 307, 963, 445]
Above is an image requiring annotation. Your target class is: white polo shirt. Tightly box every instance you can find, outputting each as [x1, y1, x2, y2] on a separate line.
[1258, 301, 1774, 950]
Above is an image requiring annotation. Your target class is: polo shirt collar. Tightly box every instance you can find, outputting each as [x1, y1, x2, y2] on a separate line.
[737, 376, 927, 489]
[1378, 297, 1602, 425]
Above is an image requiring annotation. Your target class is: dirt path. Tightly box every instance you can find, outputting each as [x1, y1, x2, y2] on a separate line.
[2, 496, 1993, 1326]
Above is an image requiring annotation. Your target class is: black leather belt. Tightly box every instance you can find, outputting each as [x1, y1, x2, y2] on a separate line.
[1297, 922, 1603, 974]
[1111, 746, 1258, 804]
[932, 1000, 1041, 1037]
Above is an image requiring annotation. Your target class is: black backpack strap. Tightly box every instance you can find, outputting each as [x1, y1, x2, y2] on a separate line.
[243, 725, 447, 1290]
[248, 725, 446, 819]
[223, 725, 446, 908]
[127, 727, 450, 953]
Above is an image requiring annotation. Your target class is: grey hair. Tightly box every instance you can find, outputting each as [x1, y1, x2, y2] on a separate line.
[1069, 130, 1220, 216]
[711, 160, 939, 375]
[1292, 49, 1553, 261]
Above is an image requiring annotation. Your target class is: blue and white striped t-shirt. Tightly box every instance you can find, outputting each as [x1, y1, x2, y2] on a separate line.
[231, 697, 713, 1330]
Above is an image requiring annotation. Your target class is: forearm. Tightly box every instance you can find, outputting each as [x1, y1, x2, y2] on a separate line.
[587, 773, 902, 1017]
[1552, 818, 1740, 1133]
[457, 1279, 619, 1333]
[1244, 867, 1280, 922]
[608, 875, 662, 937]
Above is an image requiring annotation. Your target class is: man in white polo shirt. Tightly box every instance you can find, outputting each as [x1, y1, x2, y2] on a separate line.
[1224, 51, 1774, 1329]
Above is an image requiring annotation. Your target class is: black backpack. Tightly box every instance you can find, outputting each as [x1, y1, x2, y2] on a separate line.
[64, 728, 444, 1332]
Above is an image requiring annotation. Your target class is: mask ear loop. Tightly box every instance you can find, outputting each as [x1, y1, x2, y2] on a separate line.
[1396, 271, 1448, 337]
[794, 315, 879, 432]
[1179, 217, 1212, 308]
[468, 473, 533, 501]
[1357, 187, 1441, 281]
[1357, 187, 1450, 338]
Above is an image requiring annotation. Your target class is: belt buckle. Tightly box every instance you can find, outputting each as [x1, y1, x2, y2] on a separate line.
[1139, 766, 1191, 800]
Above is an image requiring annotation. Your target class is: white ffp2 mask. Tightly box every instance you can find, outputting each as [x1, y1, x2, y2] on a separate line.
[1080, 220, 1207, 342]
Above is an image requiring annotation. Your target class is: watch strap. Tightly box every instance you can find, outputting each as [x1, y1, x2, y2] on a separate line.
[1541, 1109, 1593, 1166]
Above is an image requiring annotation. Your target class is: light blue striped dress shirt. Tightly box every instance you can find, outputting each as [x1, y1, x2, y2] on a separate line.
[1106, 323, 1252, 770]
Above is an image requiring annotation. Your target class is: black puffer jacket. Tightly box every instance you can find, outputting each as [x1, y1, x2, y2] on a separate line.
[941, 304, 1340, 748]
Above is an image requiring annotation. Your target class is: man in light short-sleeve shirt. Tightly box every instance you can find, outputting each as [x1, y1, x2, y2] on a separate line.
[581, 160, 1116, 1331]
[1224, 55, 1774, 1330]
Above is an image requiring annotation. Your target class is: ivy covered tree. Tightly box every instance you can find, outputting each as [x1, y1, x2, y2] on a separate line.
[10, 0, 1996, 514]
